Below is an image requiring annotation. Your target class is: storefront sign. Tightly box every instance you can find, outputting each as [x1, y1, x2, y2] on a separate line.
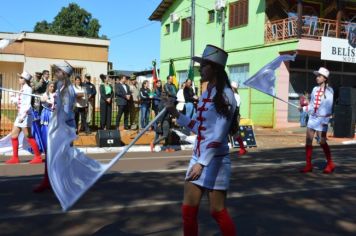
[321, 37, 356, 63]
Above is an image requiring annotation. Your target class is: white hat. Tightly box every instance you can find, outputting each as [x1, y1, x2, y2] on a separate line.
[192, 44, 228, 67]
[313, 67, 330, 79]
[54, 61, 74, 76]
[17, 71, 32, 81]
[231, 81, 238, 89]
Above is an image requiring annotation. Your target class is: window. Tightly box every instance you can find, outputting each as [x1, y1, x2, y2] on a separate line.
[178, 70, 188, 87]
[181, 17, 191, 40]
[229, 0, 248, 28]
[164, 24, 170, 35]
[208, 10, 215, 23]
[229, 64, 249, 88]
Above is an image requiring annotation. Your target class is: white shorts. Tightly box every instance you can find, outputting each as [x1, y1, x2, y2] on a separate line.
[307, 114, 329, 132]
[14, 115, 33, 128]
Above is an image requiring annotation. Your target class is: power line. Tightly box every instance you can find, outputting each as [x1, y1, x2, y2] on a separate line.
[110, 22, 158, 39]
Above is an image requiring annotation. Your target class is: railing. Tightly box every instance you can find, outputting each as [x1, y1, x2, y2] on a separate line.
[265, 16, 356, 43]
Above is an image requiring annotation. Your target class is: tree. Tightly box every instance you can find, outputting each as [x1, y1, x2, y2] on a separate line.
[34, 3, 103, 38]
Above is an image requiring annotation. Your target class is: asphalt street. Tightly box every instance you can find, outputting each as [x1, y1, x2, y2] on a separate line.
[0, 144, 355, 236]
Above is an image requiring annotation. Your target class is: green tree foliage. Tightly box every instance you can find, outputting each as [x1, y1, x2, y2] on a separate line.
[34, 3, 103, 38]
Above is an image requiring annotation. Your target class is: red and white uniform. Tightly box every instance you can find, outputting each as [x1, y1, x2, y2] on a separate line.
[13, 84, 33, 128]
[177, 85, 236, 190]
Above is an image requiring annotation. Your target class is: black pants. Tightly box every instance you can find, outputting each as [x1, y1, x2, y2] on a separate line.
[116, 104, 129, 129]
[75, 107, 89, 133]
[153, 120, 170, 146]
[100, 102, 112, 130]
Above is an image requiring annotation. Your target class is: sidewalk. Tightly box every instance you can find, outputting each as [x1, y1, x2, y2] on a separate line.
[71, 125, 356, 153]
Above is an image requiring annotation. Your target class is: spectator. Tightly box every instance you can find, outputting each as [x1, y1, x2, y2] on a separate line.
[184, 79, 198, 118]
[299, 91, 309, 127]
[128, 75, 140, 130]
[140, 80, 151, 129]
[152, 80, 163, 116]
[115, 75, 131, 130]
[176, 82, 186, 112]
[73, 76, 90, 134]
[83, 73, 97, 129]
[150, 91, 174, 153]
[99, 74, 113, 130]
[31, 72, 43, 113]
[164, 75, 177, 100]
[37, 70, 50, 94]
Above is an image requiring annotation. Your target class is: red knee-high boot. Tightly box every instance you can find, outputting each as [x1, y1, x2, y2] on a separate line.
[321, 143, 335, 174]
[211, 208, 237, 236]
[27, 138, 43, 164]
[33, 160, 51, 193]
[300, 145, 313, 173]
[182, 205, 199, 236]
[6, 138, 20, 164]
[236, 137, 247, 156]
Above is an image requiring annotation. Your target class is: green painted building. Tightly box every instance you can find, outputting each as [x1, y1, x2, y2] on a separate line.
[150, 0, 356, 127]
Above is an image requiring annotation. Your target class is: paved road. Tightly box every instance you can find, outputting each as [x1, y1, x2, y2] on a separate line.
[0, 144, 355, 236]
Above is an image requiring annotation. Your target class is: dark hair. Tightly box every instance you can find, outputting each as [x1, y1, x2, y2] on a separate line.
[74, 75, 82, 88]
[99, 74, 106, 83]
[42, 70, 49, 74]
[142, 80, 148, 89]
[210, 63, 238, 135]
[119, 74, 126, 80]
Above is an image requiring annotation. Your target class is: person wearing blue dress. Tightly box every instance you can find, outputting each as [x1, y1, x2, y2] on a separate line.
[165, 45, 237, 236]
[299, 67, 335, 174]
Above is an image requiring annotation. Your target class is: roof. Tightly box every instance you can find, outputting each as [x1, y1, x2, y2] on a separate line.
[149, 0, 175, 21]
[0, 31, 110, 47]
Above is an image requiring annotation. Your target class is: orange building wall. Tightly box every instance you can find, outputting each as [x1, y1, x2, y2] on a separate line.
[24, 40, 108, 62]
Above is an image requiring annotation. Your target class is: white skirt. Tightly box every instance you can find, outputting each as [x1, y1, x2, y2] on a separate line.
[307, 114, 328, 132]
[14, 115, 33, 128]
[186, 154, 231, 190]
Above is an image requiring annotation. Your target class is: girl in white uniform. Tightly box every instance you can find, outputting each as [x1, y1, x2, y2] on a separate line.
[166, 45, 237, 236]
[6, 71, 42, 164]
[299, 67, 335, 174]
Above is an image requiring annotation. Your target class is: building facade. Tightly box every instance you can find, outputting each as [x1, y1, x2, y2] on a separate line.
[150, 0, 356, 127]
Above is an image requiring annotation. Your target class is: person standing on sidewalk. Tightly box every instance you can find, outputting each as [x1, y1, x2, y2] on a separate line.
[299, 91, 309, 127]
[5, 71, 43, 165]
[299, 67, 335, 174]
[99, 74, 113, 130]
[165, 45, 237, 236]
[231, 81, 247, 156]
[128, 75, 140, 130]
[83, 73, 96, 130]
[115, 75, 131, 130]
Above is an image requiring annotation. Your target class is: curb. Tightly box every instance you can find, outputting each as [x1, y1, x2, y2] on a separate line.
[1, 144, 195, 156]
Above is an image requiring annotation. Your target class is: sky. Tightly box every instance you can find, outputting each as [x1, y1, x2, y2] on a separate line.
[0, 0, 162, 71]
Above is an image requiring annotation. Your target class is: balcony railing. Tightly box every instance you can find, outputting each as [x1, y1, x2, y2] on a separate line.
[265, 16, 356, 43]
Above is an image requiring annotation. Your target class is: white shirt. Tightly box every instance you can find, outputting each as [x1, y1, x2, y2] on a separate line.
[234, 93, 241, 107]
[73, 85, 88, 108]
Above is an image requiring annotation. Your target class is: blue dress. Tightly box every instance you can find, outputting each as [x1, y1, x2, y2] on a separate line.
[177, 85, 236, 190]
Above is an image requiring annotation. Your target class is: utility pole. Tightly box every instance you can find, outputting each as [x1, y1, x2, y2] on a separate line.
[190, 0, 196, 68]
[221, 6, 226, 49]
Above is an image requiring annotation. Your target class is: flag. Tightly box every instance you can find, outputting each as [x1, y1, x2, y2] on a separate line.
[47, 85, 168, 211]
[0, 38, 16, 50]
[152, 60, 159, 88]
[169, 59, 178, 88]
[0, 33, 23, 50]
[188, 65, 194, 80]
[243, 54, 296, 97]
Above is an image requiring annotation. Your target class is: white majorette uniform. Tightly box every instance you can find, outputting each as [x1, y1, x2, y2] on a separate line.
[13, 83, 33, 128]
[303, 85, 333, 132]
[177, 85, 236, 190]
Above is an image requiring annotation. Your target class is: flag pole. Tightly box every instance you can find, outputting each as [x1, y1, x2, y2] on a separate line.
[252, 87, 299, 109]
[0, 87, 42, 98]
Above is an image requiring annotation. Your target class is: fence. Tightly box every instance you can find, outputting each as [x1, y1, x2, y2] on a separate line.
[265, 16, 355, 43]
